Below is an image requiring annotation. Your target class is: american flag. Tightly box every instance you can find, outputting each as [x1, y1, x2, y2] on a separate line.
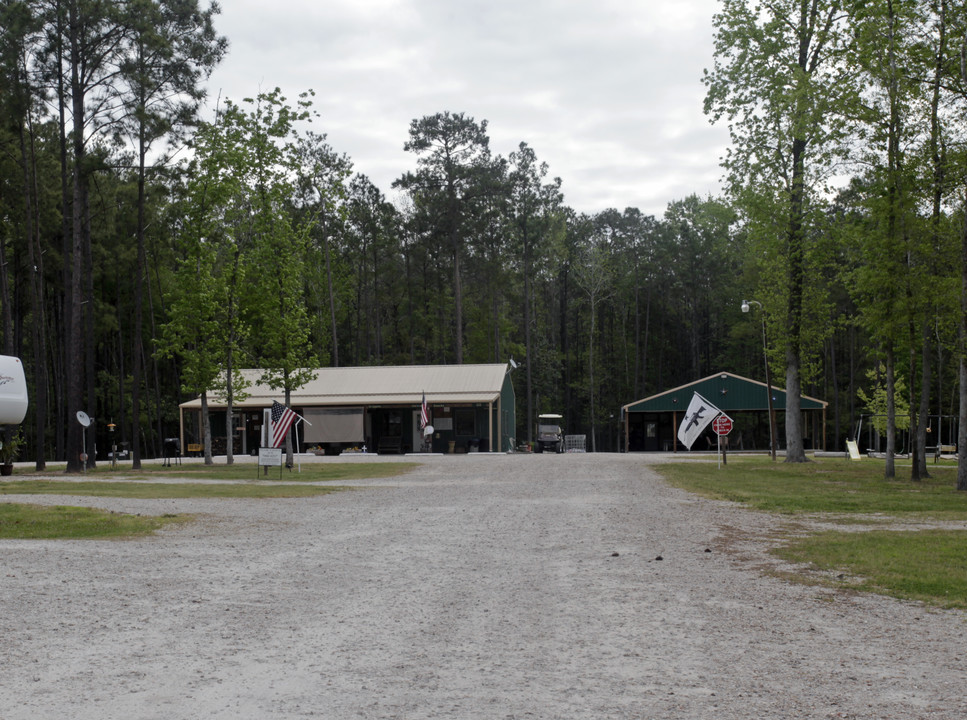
[420, 391, 429, 430]
[269, 401, 298, 448]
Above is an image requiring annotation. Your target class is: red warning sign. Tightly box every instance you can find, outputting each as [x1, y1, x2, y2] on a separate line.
[712, 415, 733, 436]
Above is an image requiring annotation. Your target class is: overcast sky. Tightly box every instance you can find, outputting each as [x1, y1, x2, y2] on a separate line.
[203, 0, 729, 218]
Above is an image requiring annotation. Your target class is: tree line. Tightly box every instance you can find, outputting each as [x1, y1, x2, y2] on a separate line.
[2, 0, 967, 484]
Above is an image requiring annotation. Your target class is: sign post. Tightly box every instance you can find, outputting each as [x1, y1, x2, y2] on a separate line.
[712, 414, 733, 468]
[258, 447, 283, 479]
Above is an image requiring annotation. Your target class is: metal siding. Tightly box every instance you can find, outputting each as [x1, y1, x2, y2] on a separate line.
[621, 372, 826, 413]
[180, 364, 509, 410]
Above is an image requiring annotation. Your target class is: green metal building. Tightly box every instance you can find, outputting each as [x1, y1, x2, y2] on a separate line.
[621, 372, 828, 452]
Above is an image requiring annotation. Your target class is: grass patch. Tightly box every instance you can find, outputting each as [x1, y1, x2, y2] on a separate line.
[656, 456, 967, 608]
[15, 461, 418, 483]
[774, 529, 967, 609]
[0, 502, 189, 539]
[0, 460, 408, 538]
[658, 456, 967, 518]
[0, 480, 350, 499]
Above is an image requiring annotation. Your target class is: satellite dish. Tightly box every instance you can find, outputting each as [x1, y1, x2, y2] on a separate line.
[76, 411, 91, 427]
[423, 424, 434, 437]
[509, 358, 519, 369]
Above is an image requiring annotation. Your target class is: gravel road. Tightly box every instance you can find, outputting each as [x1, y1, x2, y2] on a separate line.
[1, 453, 964, 719]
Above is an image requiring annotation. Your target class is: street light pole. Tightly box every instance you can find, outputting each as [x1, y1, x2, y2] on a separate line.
[742, 299, 777, 461]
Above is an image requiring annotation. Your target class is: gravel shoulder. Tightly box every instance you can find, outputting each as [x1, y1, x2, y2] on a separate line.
[1, 453, 964, 719]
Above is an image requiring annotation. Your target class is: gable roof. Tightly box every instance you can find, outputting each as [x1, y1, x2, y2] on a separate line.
[179, 364, 512, 409]
[621, 371, 827, 414]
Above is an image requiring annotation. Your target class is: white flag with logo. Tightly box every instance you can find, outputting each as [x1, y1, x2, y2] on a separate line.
[677, 392, 721, 450]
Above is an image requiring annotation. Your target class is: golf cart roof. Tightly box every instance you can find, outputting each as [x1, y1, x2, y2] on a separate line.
[538, 413, 563, 420]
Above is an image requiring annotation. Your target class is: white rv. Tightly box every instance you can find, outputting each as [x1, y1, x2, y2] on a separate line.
[0, 356, 28, 425]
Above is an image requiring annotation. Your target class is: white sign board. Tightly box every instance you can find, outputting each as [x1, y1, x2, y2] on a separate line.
[258, 447, 283, 466]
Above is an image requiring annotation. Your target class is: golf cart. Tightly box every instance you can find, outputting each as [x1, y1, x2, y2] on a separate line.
[536, 413, 564, 453]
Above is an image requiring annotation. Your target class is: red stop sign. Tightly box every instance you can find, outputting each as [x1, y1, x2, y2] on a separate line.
[712, 415, 733, 436]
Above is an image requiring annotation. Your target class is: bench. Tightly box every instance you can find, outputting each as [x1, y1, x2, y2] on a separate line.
[932, 444, 956, 463]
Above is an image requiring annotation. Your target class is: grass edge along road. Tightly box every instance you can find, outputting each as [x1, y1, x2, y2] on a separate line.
[657, 456, 967, 609]
[0, 503, 192, 540]
[0, 462, 418, 540]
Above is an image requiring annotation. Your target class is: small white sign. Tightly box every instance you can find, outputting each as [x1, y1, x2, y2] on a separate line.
[259, 447, 283, 466]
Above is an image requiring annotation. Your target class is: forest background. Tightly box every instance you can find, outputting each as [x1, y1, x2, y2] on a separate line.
[2, 0, 967, 482]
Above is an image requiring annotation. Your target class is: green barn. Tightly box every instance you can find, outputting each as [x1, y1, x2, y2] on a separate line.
[621, 372, 828, 453]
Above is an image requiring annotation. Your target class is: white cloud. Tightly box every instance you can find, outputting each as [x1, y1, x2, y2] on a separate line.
[204, 0, 729, 217]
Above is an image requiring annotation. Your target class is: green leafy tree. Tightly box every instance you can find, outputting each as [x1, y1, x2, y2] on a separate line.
[160, 97, 254, 465]
[394, 111, 500, 363]
[508, 142, 562, 439]
[851, 0, 928, 479]
[294, 131, 351, 366]
[573, 228, 615, 452]
[116, 0, 225, 468]
[235, 90, 319, 464]
[704, 0, 857, 462]
[51, 0, 131, 471]
[0, 0, 51, 469]
[858, 362, 910, 437]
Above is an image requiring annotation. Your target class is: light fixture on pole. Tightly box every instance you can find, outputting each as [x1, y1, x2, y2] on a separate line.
[742, 299, 777, 461]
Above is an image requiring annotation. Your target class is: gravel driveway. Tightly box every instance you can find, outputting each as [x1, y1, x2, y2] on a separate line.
[1, 453, 964, 719]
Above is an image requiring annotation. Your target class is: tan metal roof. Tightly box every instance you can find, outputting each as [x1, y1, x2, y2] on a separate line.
[178, 364, 510, 409]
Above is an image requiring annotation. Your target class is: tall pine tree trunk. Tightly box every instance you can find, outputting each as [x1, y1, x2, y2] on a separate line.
[958, 203, 967, 492]
[21, 119, 49, 469]
[784, 136, 807, 463]
[916, 327, 931, 480]
[885, 344, 896, 479]
[131, 124, 147, 470]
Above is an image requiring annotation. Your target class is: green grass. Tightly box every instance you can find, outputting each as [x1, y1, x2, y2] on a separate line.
[0, 480, 350, 499]
[0, 502, 189, 539]
[0, 460, 418, 539]
[656, 456, 967, 608]
[773, 529, 967, 609]
[658, 456, 967, 518]
[13, 461, 418, 483]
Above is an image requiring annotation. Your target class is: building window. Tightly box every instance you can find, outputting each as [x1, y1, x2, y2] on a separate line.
[454, 408, 476, 436]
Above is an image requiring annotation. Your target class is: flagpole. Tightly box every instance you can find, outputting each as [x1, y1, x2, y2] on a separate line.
[295, 417, 303, 473]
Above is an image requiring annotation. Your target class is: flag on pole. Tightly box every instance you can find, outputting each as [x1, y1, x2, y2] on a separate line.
[420, 391, 429, 430]
[677, 392, 721, 450]
[269, 400, 298, 448]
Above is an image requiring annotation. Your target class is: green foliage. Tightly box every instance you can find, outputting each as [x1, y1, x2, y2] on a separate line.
[858, 363, 910, 433]
[0, 431, 24, 464]
[6, 0, 967, 465]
